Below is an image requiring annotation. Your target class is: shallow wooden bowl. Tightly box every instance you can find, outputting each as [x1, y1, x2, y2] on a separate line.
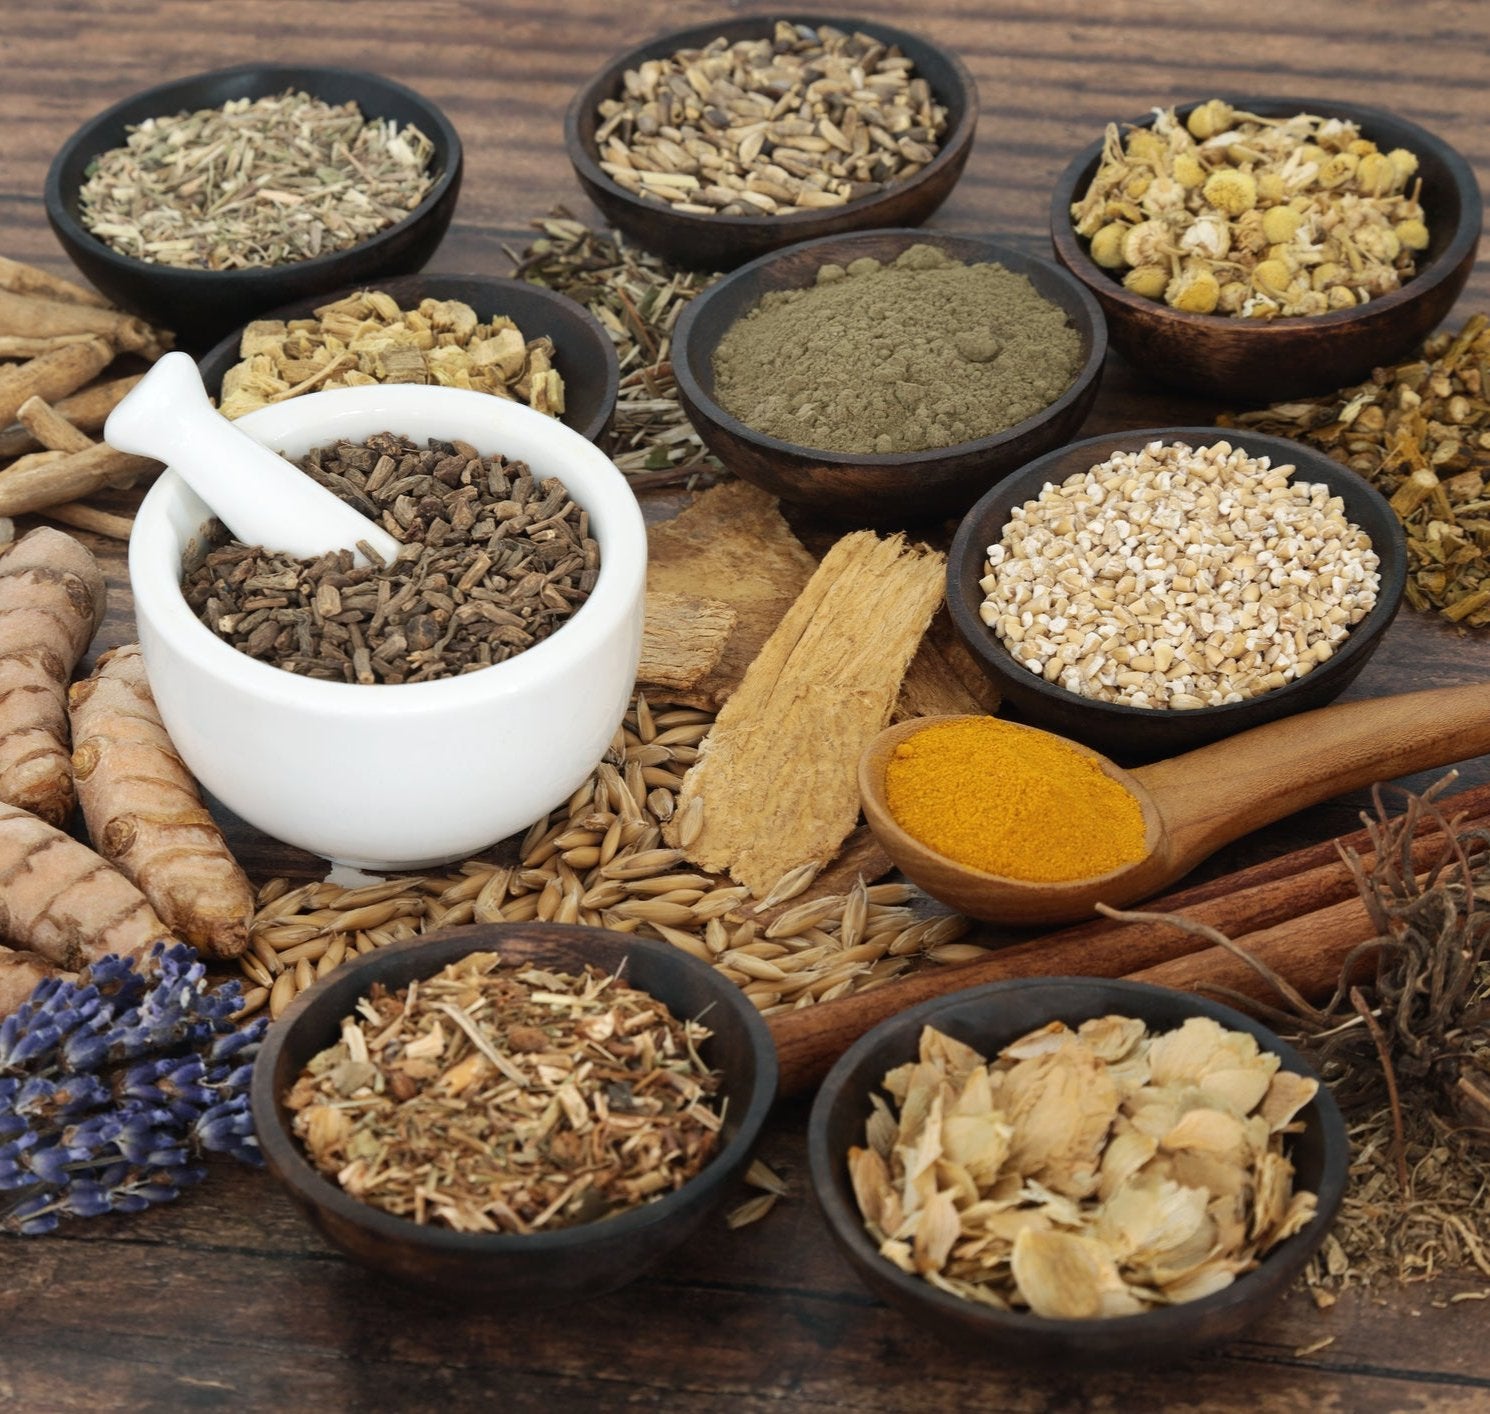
[251, 923, 777, 1305]
[672, 228, 1107, 523]
[808, 976, 1348, 1367]
[1048, 98, 1480, 403]
[563, 16, 978, 272]
[45, 64, 463, 352]
[945, 427, 1408, 762]
[198, 273, 620, 443]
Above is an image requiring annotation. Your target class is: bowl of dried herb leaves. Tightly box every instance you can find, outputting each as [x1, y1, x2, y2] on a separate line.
[1049, 98, 1480, 402]
[45, 64, 463, 351]
[252, 922, 777, 1303]
[807, 977, 1347, 1366]
[196, 273, 620, 443]
[564, 17, 979, 271]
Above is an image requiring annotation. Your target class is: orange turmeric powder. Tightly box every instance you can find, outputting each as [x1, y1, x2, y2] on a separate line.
[884, 717, 1147, 882]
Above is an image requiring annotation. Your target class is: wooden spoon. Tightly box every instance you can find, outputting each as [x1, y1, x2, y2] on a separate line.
[859, 682, 1490, 926]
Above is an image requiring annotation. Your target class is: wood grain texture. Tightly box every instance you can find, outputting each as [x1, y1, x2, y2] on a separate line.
[1, 1, 1489, 1407]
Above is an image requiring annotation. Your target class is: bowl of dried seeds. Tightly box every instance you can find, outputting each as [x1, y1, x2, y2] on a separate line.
[45, 64, 463, 351]
[672, 228, 1106, 522]
[1048, 97, 1480, 402]
[564, 16, 979, 271]
[253, 922, 778, 1303]
[196, 273, 620, 443]
[128, 382, 646, 871]
[945, 427, 1408, 760]
[807, 976, 1348, 1366]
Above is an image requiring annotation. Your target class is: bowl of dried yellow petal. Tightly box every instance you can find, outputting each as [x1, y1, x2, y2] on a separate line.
[1049, 98, 1480, 402]
[807, 977, 1347, 1365]
[197, 273, 620, 443]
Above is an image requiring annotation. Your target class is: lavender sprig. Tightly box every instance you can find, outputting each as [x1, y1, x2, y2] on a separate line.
[0, 943, 266, 1236]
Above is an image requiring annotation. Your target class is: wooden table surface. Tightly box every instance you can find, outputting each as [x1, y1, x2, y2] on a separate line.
[3, 2, 1489, 1410]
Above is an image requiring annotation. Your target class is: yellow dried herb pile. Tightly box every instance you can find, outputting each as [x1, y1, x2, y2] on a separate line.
[1072, 100, 1427, 317]
[285, 951, 723, 1233]
[1224, 314, 1490, 626]
[849, 1018, 1320, 1317]
[219, 289, 564, 420]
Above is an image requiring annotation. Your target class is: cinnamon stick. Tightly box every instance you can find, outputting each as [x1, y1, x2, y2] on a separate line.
[0, 338, 114, 427]
[768, 782, 1490, 1095]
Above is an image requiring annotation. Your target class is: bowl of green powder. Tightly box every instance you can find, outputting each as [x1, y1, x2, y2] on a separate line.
[672, 230, 1107, 522]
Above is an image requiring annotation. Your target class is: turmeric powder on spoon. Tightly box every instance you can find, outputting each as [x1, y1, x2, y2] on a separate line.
[884, 717, 1146, 882]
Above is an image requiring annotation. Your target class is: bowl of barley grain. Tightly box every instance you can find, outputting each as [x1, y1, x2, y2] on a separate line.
[946, 427, 1407, 760]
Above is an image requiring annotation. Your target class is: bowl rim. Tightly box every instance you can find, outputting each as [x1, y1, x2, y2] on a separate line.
[562, 13, 979, 235]
[44, 62, 463, 287]
[806, 974, 1349, 1339]
[250, 924, 780, 1255]
[672, 227, 1108, 467]
[945, 424, 1409, 726]
[127, 383, 646, 711]
[194, 270, 622, 445]
[1048, 95, 1482, 333]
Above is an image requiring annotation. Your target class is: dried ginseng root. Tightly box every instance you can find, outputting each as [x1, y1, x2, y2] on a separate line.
[849, 1019, 1319, 1316]
[1223, 313, 1490, 627]
[0, 527, 105, 825]
[219, 289, 564, 420]
[284, 952, 724, 1233]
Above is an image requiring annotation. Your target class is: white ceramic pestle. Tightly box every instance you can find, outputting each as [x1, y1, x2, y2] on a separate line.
[105, 352, 404, 567]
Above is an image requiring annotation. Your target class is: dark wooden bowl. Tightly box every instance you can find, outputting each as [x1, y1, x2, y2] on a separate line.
[45, 64, 463, 353]
[945, 427, 1408, 762]
[250, 923, 777, 1305]
[807, 976, 1348, 1367]
[1048, 98, 1480, 403]
[198, 273, 620, 443]
[563, 16, 978, 272]
[672, 229, 1107, 524]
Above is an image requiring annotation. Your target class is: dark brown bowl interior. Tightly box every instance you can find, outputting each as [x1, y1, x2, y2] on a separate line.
[1048, 98, 1480, 403]
[197, 273, 620, 443]
[807, 976, 1348, 1367]
[250, 923, 777, 1305]
[563, 15, 978, 272]
[673, 228, 1107, 524]
[45, 64, 463, 353]
[946, 427, 1408, 763]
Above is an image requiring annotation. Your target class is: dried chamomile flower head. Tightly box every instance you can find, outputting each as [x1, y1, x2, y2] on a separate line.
[846, 1016, 1320, 1317]
[219, 291, 566, 420]
[1070, 101, 1429, 318]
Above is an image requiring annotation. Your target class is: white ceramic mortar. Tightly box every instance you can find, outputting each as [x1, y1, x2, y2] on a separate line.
[129, 385, 646, 870]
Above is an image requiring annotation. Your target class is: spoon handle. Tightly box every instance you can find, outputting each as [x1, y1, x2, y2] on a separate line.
[1132, 682, 1490, 872]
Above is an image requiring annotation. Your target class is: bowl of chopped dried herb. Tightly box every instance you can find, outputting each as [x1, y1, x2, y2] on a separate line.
[128, 382, 646, 871]
[672, 228, 1106, 522]
[946, 427, 1408, 761]
[807, 977, 1348, 1366]
[45, 64, 463, 351]
[196, 273, 620, 443]
[1049, 98, 1480, 402]
[564, 16, 979, 271]
[252, 922, 778, 1304]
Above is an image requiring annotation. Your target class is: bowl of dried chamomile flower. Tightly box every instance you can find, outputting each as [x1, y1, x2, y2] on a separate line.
[807, 977, 1347, 1366]
[45, 64, 463, 350]
[252, 923, 778, 1304]
[564, 16, 979, 271]
[196, 273, 620, 443]
[1049, 98, 1480, 402]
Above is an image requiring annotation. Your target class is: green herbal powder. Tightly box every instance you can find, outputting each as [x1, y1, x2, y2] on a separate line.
[711, 245, 1084, 455]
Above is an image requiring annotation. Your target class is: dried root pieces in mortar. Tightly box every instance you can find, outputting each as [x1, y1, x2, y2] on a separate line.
[0, 527, 105, 825]
[69, 646, 254, 959]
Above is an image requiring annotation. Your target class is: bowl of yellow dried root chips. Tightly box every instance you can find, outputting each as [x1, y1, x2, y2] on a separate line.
[807, 977, 1346, 1366]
